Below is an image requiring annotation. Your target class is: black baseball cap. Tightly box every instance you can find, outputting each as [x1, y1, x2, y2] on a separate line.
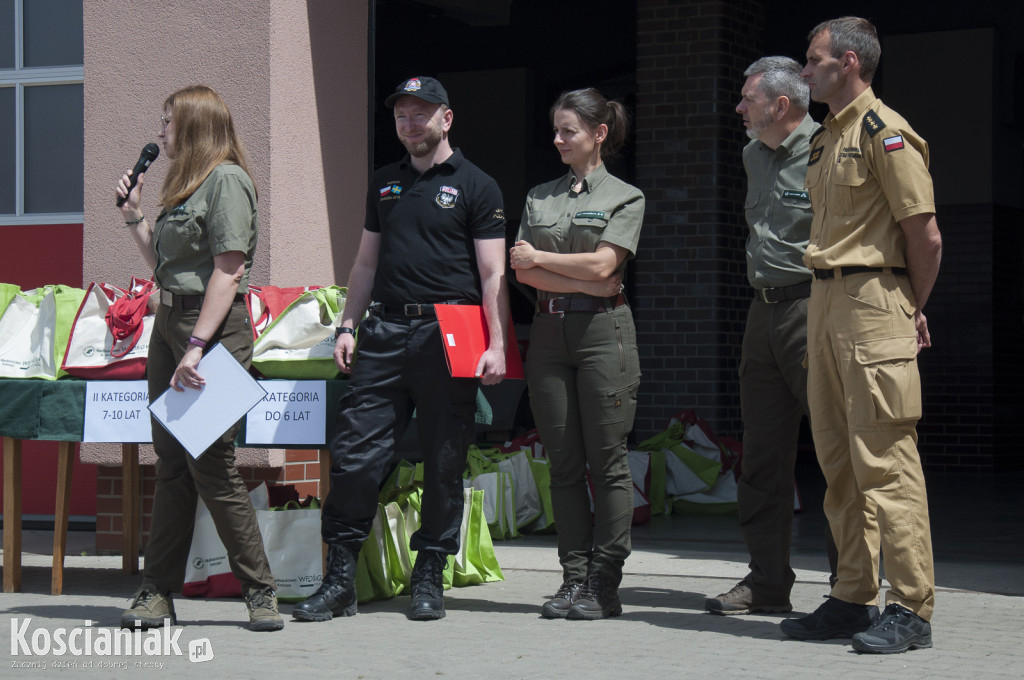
[384, 76, 450, 108]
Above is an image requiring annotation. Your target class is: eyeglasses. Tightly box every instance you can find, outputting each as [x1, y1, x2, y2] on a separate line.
[160, 115, 173, 130]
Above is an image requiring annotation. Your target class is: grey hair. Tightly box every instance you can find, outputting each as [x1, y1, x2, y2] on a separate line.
[744, 56, 810, 111]
[808, 16, 881, 83]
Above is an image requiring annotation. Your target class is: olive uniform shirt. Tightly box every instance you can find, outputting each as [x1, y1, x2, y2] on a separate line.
[517, 163, 644, 302]
[152, 163, 258, 295]
[744, 113, 818, 289]
[803, 87, 935, 269]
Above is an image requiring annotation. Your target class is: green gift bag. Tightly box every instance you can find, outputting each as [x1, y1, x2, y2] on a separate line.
[0, 283, 20, 320]
[251, 285, 347, 379]
[0, 284, 85, 379]
[453, 487, 504, 586]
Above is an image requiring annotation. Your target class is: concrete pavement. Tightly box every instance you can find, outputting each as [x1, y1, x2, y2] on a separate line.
[3, 517, 1022, 679]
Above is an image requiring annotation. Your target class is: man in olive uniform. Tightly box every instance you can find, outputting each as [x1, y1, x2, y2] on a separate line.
[779, 17, 942, 654]
[706, 56, 836, 615]
[293, 76, 510, 623]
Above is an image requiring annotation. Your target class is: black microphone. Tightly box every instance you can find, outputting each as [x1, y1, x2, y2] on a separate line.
[116, 143, 160, 207]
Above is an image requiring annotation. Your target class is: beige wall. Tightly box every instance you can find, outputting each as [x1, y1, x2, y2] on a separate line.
[80, 0, 367, 465]
[83, 0, 366, 287]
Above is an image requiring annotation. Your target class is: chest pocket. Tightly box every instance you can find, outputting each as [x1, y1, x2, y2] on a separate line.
[832, 159, 869, 216]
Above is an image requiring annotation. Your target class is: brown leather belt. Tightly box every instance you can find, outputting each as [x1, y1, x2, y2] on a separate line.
[159, 289, 245, 311]
[537, 293, 627, 314]
[813, 266, 907, 280]
[756, 281, 811, 304]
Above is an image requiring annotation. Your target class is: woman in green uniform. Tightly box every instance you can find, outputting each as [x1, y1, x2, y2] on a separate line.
[115, 85, 281, 632]
[511, 87, 644, 620]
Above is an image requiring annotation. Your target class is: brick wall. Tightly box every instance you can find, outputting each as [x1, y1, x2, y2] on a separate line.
[95, 449, 326, 554]
[633, 0, 765, 438]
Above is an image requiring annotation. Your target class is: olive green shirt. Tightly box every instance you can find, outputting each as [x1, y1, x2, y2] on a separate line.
[153, 163, 258, 295]
[517, 163, 644, 301]
[743, 113, 817, 289]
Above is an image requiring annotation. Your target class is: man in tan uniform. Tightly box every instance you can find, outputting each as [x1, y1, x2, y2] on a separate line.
[779, 17, 942, 654]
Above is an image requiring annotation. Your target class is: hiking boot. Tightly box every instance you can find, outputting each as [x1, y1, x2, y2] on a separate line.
[780, 596, 879, 640]
[293, 542, 360, 622]
[120, 585, 176, 629]
[705, 580, 792, 616]
[852, 603, 933, 654]
[541, 579, 582, 619]
[409, 551, 448, 621]
[244, 585, 284, 632]
[566, 573, 622, 620]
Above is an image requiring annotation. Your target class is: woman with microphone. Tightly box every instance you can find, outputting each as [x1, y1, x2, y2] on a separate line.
[115, 84, 281, 632]
[510, 88, 644, 620]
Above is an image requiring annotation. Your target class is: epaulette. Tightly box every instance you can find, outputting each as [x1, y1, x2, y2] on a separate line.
[809, 125, 826, 143]
[862, 110, 886, 137]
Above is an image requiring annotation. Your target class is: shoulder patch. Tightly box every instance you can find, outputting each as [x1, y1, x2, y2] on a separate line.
[862, 110, 886, 137]
[808, 147, 824, 166]
[883, 135, 905, 152]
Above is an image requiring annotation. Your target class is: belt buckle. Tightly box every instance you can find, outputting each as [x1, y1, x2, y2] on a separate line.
[403, 303, 423, 316]
[545, 298, 565, 316]
[759, 288, 776, 304]
[160, 289, 173, 307]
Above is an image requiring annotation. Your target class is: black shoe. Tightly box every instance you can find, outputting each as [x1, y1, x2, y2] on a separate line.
[566, 573, 622, 620]
[292, 542, 360, 622]
[541, 579, 582, 619]
[780, 596, 879, 640]
[852, 603, 933, 654]
[409, 551, 447, 621]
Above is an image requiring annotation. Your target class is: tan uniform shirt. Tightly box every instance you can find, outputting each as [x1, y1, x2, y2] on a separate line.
[517, 163, 644, 302]
[153, 163, 258, 295]
[803, 87, 935, 269]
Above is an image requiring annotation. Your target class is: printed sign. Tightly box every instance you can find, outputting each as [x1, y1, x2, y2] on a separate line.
[245, 380, 327, 445]
[83, 381, 153, 443]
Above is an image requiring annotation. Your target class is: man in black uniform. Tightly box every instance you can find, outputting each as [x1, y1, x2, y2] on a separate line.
[293, 76, 510, 623]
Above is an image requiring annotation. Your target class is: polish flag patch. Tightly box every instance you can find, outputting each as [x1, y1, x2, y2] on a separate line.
[883, 135, 905, 152]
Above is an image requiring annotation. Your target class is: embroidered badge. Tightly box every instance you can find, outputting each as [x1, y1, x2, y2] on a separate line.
[883, 135, 905, 152]
[782, 190, 810, 202]
[435, 185, 459, 208]
[808, 147, 824, 166]
[862, 110, 886, 137]
[378, 183, 401, 199]
[574, 211, 607, 220]
[404, 78, 422, 93]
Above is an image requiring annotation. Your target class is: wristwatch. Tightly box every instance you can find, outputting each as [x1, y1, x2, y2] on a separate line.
[335, 326, 356, 339]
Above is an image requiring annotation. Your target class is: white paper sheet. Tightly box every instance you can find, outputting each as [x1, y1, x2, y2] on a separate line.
[148, 343, 267, 458]
[83, 380, 153, 443]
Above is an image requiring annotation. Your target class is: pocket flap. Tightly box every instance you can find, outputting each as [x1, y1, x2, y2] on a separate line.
[855, 335, 917, 365]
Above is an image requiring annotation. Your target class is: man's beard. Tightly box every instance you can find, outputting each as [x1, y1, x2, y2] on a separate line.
[745, 109, 774, 140]
[403, 126, 443, 157]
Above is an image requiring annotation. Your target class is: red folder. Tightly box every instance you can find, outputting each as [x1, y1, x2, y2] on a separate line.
[434, 304, 524, 380]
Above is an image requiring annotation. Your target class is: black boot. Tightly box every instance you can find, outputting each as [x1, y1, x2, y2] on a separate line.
[409, 551, 448, 621]
[292, 542, 360, 622]
[567, 572, 622, 620]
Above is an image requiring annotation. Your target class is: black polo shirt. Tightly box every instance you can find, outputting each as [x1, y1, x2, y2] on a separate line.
[365, 148, 506, 305]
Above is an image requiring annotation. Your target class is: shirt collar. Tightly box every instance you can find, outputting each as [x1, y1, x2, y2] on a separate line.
[827, 87, 878, 133]
[399, 147, 464, 174]
[773, 113, 819, 156]
[568, 162, 609, 193]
